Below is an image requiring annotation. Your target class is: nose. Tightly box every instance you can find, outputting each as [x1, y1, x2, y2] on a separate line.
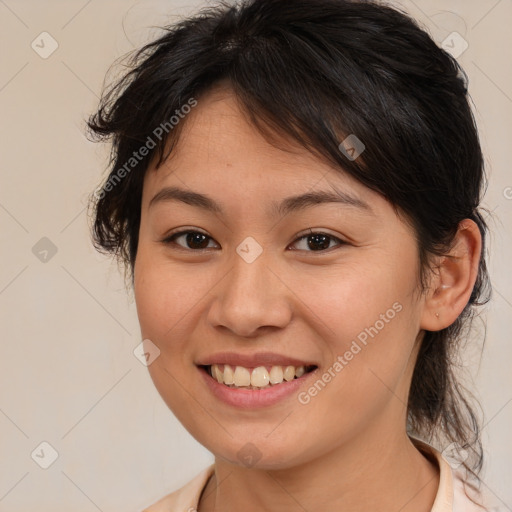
[206, 249, 293, 338]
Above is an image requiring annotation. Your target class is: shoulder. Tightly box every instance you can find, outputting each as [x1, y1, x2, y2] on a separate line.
[141, 465, 215, 512]
[410, 437, 504, 512]
[452, 470, 505, 512]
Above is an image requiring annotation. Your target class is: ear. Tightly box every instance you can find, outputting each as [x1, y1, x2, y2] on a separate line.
[420, 219, 482, 331]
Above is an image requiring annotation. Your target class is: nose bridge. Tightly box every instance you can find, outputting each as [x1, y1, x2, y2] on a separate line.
[230, 243, 268, 298]
[224, 232, 269, 288]
[207, 238, 291, 336]
[226, 239, 273, 308]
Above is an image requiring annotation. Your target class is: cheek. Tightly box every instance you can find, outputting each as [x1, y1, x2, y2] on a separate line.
[133, 252, 200, 418]
[134, 246, 203, 346]
[305, 255, 420, 405]
[303, 256, 415, 345]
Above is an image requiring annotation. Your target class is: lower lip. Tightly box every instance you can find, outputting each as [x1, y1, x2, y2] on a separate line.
[198, 366, 318, 409]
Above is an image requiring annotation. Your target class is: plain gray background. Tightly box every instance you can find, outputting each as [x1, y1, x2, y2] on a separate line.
[0, 0, 511, 510]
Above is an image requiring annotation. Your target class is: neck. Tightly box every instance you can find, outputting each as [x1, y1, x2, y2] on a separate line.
[198, 430, 439, 512]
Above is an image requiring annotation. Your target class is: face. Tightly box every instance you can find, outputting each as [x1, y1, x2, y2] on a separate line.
[134, 86, 428, 470]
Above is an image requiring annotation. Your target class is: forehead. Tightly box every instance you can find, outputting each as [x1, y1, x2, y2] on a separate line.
[157, 86, 322, 173]
[141, 85, 388, 221]
[151, 89, 327, 170]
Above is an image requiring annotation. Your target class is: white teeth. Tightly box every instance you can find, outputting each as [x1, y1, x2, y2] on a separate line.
[269, 365, 283, 384]
[295, 366, 305, 378]
[283, 365, 295, 381]
[233, 366, 251, 387]
[223, 364, 234, 385]
[213, 364, 224, 383]
[209, 363, 314, 389]
[251, 366, 270, 388]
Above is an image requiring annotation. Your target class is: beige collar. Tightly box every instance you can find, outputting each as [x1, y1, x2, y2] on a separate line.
[412, 438, 454, 512]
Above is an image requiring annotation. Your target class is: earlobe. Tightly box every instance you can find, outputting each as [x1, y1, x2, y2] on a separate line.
[420, 219, 482, 332]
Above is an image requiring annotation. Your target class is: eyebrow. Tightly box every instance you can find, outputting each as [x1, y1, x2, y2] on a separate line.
[148, 185, 374, 217]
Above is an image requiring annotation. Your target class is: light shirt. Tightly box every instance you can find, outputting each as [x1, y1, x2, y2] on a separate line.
[142, 440, 503, 511]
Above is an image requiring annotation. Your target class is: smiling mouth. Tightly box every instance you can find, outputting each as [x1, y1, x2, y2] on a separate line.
[201, 363, 317, 390]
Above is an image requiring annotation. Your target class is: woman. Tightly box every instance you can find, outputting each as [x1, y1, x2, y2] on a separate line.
[87, 0, 500, 510]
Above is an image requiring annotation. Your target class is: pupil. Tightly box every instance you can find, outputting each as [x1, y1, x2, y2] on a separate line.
[308, 234, 330, 251]
[187, 232, 209, 249]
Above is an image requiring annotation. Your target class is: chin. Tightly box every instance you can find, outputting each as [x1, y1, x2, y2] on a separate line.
[205, 437, 309, 471]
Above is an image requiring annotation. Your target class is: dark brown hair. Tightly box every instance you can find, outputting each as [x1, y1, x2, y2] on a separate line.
[87, 0, 492, 484]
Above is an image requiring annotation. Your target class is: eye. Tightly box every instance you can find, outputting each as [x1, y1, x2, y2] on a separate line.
[161, 229, 347, 253]
[289, 230, 346, 252]
[161, 230, 218, 251]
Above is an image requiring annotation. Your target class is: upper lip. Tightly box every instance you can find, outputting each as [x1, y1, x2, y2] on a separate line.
[196, 352, 318, 368]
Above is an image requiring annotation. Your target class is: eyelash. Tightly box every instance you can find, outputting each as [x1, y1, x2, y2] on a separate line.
[160, 229, 347, 253]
